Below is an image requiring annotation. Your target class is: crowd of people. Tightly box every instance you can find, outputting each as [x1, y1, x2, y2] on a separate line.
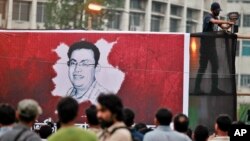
[0, 94, 240, 141]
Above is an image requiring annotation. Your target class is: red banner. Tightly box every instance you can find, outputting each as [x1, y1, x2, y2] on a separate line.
[0, 31, 189, 124]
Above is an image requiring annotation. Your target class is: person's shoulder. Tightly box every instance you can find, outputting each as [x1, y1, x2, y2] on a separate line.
[26, 132, 42, 141]
[49, 127, 97, 141]
[57, 127, 93, 135]
[113, 127, 131, 136]
[0, 127, 31, 140]
[143, 129, 157, 138]
[0, 130, 15, 140]
[110, 128, 132, 141]
[143, 130, 157, 141]
[48, 128, 68, 141]
[208, 136, 230, 141]
[73, 127, 97, 137]
[132, 130, 144, 138]
[204, 13, 213, 20]
[131, 130, 144, 141]
[171, 131, 191, 141]
[48, 133, 58, 141]
[205, 13, 213, 18]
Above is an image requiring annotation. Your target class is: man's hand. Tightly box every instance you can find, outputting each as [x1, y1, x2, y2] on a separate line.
[220, 24, 231, 30]
[227, 21, 235, 25]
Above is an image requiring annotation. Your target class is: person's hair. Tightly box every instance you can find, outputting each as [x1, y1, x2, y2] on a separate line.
[85, 105, 99, 126]
[97, 94, 124, 121]
[216, 114, 232, 132]
[17, 99, 42, 123]
[194, 125, 209, 141]
[173, 113, 189, 133]
[155, 108, 173, 126]
[0, 103, 15, 125]
[57, 97, 79, 124]
[18, 114, 36, 123]
[39, 125, 53, 139]
[67, 41, 100, 67]
[123, 108, 135, 127]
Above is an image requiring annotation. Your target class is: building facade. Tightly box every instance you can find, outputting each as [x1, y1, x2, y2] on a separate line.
[227, 0, 250, 110]
[227, 0, 250, 94]
[0, 0, 249, 96]
[0, 0, 228, 32]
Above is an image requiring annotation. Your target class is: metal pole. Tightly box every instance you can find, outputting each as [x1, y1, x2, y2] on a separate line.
[87, 15, 92, 30]
[236, 33, 250, 39]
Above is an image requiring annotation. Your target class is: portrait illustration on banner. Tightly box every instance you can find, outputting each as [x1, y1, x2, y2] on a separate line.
[52, 39, 125, 104]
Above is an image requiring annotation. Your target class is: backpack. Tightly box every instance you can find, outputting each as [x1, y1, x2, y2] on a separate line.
[110, 127, 141, 141]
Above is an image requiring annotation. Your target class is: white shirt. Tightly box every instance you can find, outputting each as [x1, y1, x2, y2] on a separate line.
[209, 136, 230, 141]
[67, 81, 108, 104]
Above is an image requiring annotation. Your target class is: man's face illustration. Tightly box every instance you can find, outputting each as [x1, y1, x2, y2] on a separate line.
[68, 49, 96, 90]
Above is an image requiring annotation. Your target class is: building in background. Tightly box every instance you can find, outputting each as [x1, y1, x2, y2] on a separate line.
[227, 0, 250, 94]
[0, 0, 228, 32]
[227, 0, 250, 120]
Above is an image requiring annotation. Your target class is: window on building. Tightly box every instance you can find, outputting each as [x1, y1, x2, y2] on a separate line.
[152, 2, 165, 14]
[186, 21, 197, 33]
[115, 0, 125, 8]
[107, 12, 121, 30]
[227, 0, 240, 2]
[236, 14, 241, 27]
[171, 5, 182, 17]
[240, 75, 250, 88]
[243, 14, 250, 27]
[129, 12, 143, 27]
[170, 18, 180, 32]
[236, 41, 240, 56]
[130, 0, 144, 10]
[243, 0, 250, 3]
[187, 8, 199, 21]
[0, 0, 6, 19]
[242, 40, 250, 56]
[151, 16, 162, 31]
[13, 1, 31, 21]
[37, 2, 46, 23]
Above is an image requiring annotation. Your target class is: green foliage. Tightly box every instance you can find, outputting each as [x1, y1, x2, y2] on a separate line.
[44, 0, 124, 30]
[238, 104, 250, 123]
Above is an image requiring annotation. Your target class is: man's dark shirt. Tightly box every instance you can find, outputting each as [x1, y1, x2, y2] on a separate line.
[131, 128, 144, 141]
[203, 13, 219, 32]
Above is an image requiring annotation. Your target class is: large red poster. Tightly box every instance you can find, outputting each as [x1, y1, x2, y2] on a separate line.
[0, 31, 189, 124]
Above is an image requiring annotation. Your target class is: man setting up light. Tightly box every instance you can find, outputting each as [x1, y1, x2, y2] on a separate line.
[194, 2, 234, 94]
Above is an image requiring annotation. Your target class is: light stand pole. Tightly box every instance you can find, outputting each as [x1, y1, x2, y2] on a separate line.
[87, 3, 103, 30]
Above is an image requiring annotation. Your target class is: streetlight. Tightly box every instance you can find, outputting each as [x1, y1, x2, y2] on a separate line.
[88, 3, 103, 11]
[87, 3, 103, 30]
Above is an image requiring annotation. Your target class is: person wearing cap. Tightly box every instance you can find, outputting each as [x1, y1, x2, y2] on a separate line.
[203, 2, 234, 32]
[0, 99, 42, 141]
[194, 2, 235, 94]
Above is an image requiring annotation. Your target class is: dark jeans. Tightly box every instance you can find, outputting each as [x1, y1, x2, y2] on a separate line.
[195, 38, 219, 92]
